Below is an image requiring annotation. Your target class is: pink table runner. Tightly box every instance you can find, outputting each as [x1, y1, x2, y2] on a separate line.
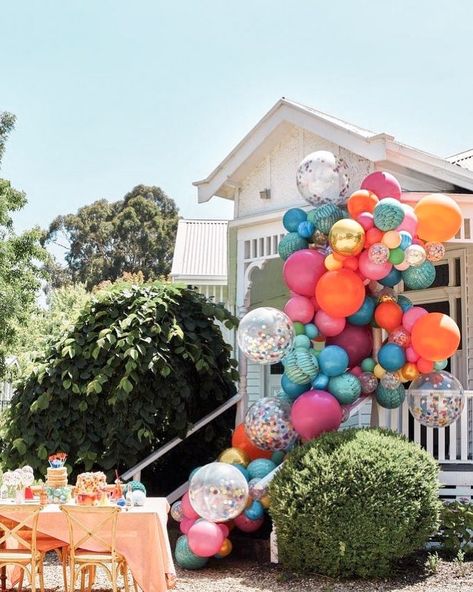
[0, 498, 176, 592]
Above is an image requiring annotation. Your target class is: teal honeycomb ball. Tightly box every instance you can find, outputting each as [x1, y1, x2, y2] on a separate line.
[278, 233, 308, 260]
[175, 536, 208, 570]
[401, 260, 436, 289]
[128, 480, 146, 494]
[328, 373, 361, 405]
[247, 459, 277, 480]
[376, 383, 405, 409]
[373, 198, 405, 231]
[307, 204, 344, 234]
[284, 348, 319, 384]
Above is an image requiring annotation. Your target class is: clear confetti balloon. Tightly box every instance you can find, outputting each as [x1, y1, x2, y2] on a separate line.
[381, 372, 401, 390]
[189, 462, 249, 522]
[368, 243, 390, 265]
[376, 287, 397, 304]
[296, 151, 349, 206]
[245, 397, 298, 451]
[237, 307, 294, 365]
[170, 500, 184, 522]
[408, 371, 464, 428]
[404, 244, 427, 267]
[425, 242, 446, 262]
[388, 326, 410, 347]
[359, 372, 378, 394]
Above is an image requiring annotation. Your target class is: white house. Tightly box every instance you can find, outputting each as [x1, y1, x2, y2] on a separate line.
[180, 98, 473, 494]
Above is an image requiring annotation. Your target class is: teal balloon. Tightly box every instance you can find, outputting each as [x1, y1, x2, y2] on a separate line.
[402, 260, 436, 289]
[234, 464, 250, 481]
[304, 323, 319, 339]
[318, 345, 349, 377]
[247, 459, 276, 480]
[281, 374, 309, 398]
[298, 220, 315, 238]
[271, 451, 285, 465]
[373, 198, 405, 231]
[244, 500, 265, 520]
[379, 268, 402, 287]
[276, 389, 294, 406]
[293, 335, 311, 350]
[348, 296, 375, 326]
[175, 536, 208, 570]
[328, 373, 362, 405]
[434, 359, 448, 371]
[278, 233, 308, 260]
[361, 358, 376, 372]
[284, 348, 319, 384]
[376, 383, 405, 409]
[378, 343, 406, 372]
[307, 204, 344, 234]
[397, 295, 413, 312]
[312, 373, 329, 390]
[283, 208, 307, 232]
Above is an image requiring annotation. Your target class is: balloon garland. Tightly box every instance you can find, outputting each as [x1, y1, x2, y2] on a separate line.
[173, 152, 466, 570]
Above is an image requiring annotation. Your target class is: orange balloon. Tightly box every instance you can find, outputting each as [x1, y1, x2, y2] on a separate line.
[365, 228, 384, 247]
[315, 269, 365, 318]
[347, 190, 379, 218]
[343, 256, 359, 271]
[411, 312, 460, 362]
[325, 254, 343, 270]
[414, 194, 462, 242]
[416, 358, 434, 374]
[374, 302, 403, 332]
[231, 424, 272, 460]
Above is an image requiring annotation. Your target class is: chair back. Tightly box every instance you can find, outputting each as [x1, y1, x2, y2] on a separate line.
[60, 505, 120, 556]
[0, 504, 42, 552]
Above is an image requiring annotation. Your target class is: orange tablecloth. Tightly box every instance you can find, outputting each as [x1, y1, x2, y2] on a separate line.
[0, 498, 175, 592]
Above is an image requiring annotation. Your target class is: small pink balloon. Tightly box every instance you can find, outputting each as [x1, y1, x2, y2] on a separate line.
[217, 523, 230, 538]
[326, 324, 373, 368]
[357, 212, 374, 231]
[350, 366, 362, 377]
[284, 295, 314, 324]
[291, 389, 343, 441]
[180, 517, 196, 534]
[406, 346, 420, 363]
[396, 204, 418, 236]
[188, 520, 225, 557]
[182, 491, 200, 520]
[358, 250, 392, 281]
[234, 514, 264, 533]
[395, 260, 410, 271]
[361, 171, 402, 200]
[412, 237, 425, 246]
[315, 310, 346, 337]
[283, 249, 326, 297]
[402, 306, 428, 333]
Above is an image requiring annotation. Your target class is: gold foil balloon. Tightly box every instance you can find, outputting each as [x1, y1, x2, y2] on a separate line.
[218, 447, 250, 467]
[216, 539, 233, 558]
[400, 362, 420, 382]
[329, 219, 365, 256]
[260, 495, 271, 509]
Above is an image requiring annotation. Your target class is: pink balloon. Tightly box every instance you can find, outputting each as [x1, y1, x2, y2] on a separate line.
[217, 523, 230, 538]
[402, 306, 428, 333]
[361, 171, 402, 200]
[357, 212, 374, 231]
[396, 204, 418, 236]
[234, 514, 264, 533]
[284, 295, 314, 324]
[188, 520, 225, 557]
[180, 517, 196, 534]
[291, 390, 342, 441]
[326, 323, 373, 368]
[315, 310, 346, 337]
[182, 491, 200, 520]
[358, 250, 392, 281]
[283, 249, 326, 297]
[395, 260, 409, 271]
[406, 346, 420, 363]
[350, 366, 362, 377]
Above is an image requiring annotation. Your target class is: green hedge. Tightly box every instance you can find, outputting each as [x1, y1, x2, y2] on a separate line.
[270, 428, 441, 578]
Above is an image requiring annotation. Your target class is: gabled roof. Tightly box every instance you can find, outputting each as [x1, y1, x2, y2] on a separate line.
[449, 149, 473, 172]
[170, 219, 228, 284]
[194, 98, 473, 203]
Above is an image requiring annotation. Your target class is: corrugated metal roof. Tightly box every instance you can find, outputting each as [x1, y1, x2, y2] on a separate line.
[171, 219, 228, 282]
[449, 149, 473, 172]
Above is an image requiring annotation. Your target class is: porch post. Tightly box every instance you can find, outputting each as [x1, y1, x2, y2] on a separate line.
[235, 304, 249, 425]
[370, 327, 383, 427]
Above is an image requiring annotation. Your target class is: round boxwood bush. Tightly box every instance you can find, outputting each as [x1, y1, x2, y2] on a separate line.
[270, 428, 440, 578]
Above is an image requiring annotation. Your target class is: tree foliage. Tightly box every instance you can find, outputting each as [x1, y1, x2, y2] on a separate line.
[0, 112, 47, 377]
[2, 282, 238, 480]
[45, 185, 179, 288]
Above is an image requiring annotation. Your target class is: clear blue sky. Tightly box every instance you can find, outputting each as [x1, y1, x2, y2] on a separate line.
[1, 0, 473, 233]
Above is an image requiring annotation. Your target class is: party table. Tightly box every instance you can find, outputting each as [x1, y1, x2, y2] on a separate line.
[0, 498, 176, 592]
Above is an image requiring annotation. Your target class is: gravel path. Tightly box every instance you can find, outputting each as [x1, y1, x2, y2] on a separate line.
[34, 553, 473, 592]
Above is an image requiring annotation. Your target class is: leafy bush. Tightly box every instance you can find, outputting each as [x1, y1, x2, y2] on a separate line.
[2, 282, 238, 481]
[270, 428, 441, 578]
[438, 500, 473, 557]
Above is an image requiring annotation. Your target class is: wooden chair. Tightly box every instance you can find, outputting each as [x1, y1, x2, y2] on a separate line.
[60, 505, 136, 592]
[0, 504, 44, 592]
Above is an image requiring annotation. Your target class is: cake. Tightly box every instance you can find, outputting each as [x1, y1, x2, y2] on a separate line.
[46, 467, 68, 488]
[76, 471, 107, 493]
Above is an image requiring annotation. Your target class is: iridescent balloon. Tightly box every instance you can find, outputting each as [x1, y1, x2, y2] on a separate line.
[408, 371, 464, 428]
[368, 243, 390, 265]
[388, 326, 410, 347]
[404, 244, 426, 267]
[381, 372, 401, 390]
[359, 372, 378, 395]
[189, 462, 249, 523]
[245, 397, 298, 451]
[425, 242, 446, 262]
[171, 501, 185, 522]
[296, 151, 349, 206]
[237, 307, 294, 365]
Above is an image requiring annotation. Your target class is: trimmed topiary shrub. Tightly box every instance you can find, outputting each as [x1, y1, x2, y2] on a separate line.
[270, 428, 441, 578]
[2, 282, 238, 483]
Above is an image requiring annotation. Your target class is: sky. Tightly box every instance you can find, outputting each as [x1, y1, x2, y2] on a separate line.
[1, 0, 473, 233]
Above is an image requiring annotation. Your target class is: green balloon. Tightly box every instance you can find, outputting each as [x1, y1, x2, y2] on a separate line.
[361, 358, 376, 372]
[293, 322, 305, 336]
[389, 247, 405, 265]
